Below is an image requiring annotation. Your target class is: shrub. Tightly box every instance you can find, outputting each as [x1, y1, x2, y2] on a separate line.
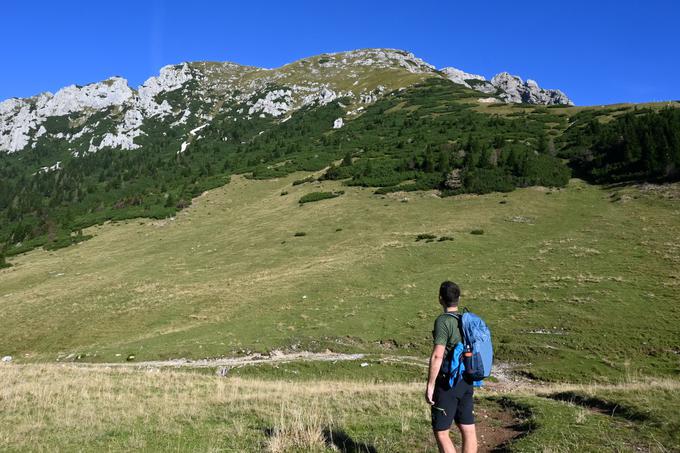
[294, 232, 307, 237]
[463, 168, 514, 194]
[298, 191, 344, 204]
[470, 229, 485, 235]
[438, 236, 454, 242]
[292, 176, 315, 186]
[43, 233, 93, 251]
[415, 234, 437, 241]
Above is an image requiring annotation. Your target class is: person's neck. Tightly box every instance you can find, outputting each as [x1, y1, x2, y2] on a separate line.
[445, 306, 458, 313]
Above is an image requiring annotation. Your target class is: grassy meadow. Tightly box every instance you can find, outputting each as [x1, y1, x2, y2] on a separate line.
[1, 364, 678, 452]
[2, 173, 679, 382]
[1, 172, 680, 451]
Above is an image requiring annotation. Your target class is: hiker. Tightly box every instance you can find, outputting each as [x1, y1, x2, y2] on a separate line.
[426, 281, 478, 453]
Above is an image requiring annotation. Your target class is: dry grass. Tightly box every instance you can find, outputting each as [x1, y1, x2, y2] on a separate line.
[0, 364, 425, 452]
[535, 377, 680, 396]
[2, 364, 679, 452]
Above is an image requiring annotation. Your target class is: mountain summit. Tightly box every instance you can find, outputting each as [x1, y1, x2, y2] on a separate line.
[0, 48, 572, 155]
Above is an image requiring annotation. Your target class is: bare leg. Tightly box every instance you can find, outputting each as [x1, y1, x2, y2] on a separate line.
[433, 429, 457, 453]
[457, 423, 477, 453]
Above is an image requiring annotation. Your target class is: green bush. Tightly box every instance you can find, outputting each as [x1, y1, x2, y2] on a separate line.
[292, 176, 315, 186]
[43, 233, 93, 251]
[463, 168, 514, 194]
[298, 191, 344, 204]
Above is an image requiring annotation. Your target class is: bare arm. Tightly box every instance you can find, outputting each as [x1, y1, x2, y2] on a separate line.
[425, 343, 446, 404]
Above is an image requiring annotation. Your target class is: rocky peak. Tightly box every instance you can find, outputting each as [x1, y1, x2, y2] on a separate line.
[308, 48, 436, 74]
[440, 67, 572, 105]
[0, 49, 575, 155]
[32, 76, 134, 120]
[490, 72, 573, 106]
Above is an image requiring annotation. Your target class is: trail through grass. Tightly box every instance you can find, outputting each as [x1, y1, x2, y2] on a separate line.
[1, 364, 678, 452]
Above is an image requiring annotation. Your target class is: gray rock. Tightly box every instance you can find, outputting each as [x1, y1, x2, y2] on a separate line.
[490, 72, 573, 106]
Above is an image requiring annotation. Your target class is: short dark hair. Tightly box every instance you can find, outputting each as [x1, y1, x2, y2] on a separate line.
[439, 281, 460, 307]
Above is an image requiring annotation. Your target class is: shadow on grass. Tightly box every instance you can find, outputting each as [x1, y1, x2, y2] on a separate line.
[322, 428, 377, 453]
[262, 426, 377, 453]
[546, 391, 648, 421]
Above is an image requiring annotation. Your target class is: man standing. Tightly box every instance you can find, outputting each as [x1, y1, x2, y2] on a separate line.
[425, 281, 477, 453]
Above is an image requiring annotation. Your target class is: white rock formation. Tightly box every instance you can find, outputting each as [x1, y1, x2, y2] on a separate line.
[0, 48, 574, 155]
[137, 63, 193, 117]
[90, 108, 144, 152]
[490, 72, 573, 105]
[0, 98, 37, 152]
[248, 89, 293, 117]
[333, 117, 344, 129]
[440, 67, 486, 88]
[37, 161, 62, 173]
[36, 77, 133, 117]
[0, 77, 135, 153]
[316, 48, 435, 74]
[441, 67, 572, 105]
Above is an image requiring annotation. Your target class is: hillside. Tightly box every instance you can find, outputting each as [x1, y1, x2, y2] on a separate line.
[2, 48, 680, 452]
[2, 172, 679, 382]
[0, 48, 580, 255]
[1, 172, 680, 451]
[2, 48, 679, 259]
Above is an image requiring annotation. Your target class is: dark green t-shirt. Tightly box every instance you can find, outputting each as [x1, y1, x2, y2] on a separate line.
[432, 312, 462, 351]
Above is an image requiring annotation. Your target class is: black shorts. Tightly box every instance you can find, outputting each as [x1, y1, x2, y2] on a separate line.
[431, 377, 474, 431]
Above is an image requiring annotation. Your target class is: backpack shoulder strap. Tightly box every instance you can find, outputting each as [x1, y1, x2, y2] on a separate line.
[444, 312, 466, 346]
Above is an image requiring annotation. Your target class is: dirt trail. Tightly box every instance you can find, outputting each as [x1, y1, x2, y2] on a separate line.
[50, 354, 553, 452]
[79, 351, 535, 392]
[84, 351, 367, 369]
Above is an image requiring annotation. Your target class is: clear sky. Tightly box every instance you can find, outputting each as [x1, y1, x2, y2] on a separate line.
[2, 0, 678, 106]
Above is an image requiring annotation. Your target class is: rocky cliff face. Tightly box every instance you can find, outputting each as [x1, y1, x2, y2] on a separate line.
[490, 72, 573, 105]
[0, 48, 573, 155]
[439, 67, 573, 106]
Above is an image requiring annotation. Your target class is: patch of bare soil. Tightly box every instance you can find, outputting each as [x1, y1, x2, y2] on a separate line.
[482, 361, 540, 393]
[475, 402, 526, 453]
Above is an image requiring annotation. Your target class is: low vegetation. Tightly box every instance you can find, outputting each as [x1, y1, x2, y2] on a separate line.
[298, 191, 344, 204]
[1, 364, 677, 452]
[2, 174, 679, 385]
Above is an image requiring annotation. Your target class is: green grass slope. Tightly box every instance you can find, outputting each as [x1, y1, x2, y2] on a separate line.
[1, 174, 679, 382]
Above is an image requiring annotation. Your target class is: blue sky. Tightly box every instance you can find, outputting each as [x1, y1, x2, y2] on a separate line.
[2, 0, 678, 105]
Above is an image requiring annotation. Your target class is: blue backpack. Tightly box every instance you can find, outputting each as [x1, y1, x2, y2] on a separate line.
[444, 310, 493, 387]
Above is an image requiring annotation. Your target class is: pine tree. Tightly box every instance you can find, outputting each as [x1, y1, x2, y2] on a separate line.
[0, 243, 8, 268]
[438, 149, 451, 173]
[342, 152, 353, 166]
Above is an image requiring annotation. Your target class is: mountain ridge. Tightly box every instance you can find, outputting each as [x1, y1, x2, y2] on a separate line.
[0, 48, 573, 155]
